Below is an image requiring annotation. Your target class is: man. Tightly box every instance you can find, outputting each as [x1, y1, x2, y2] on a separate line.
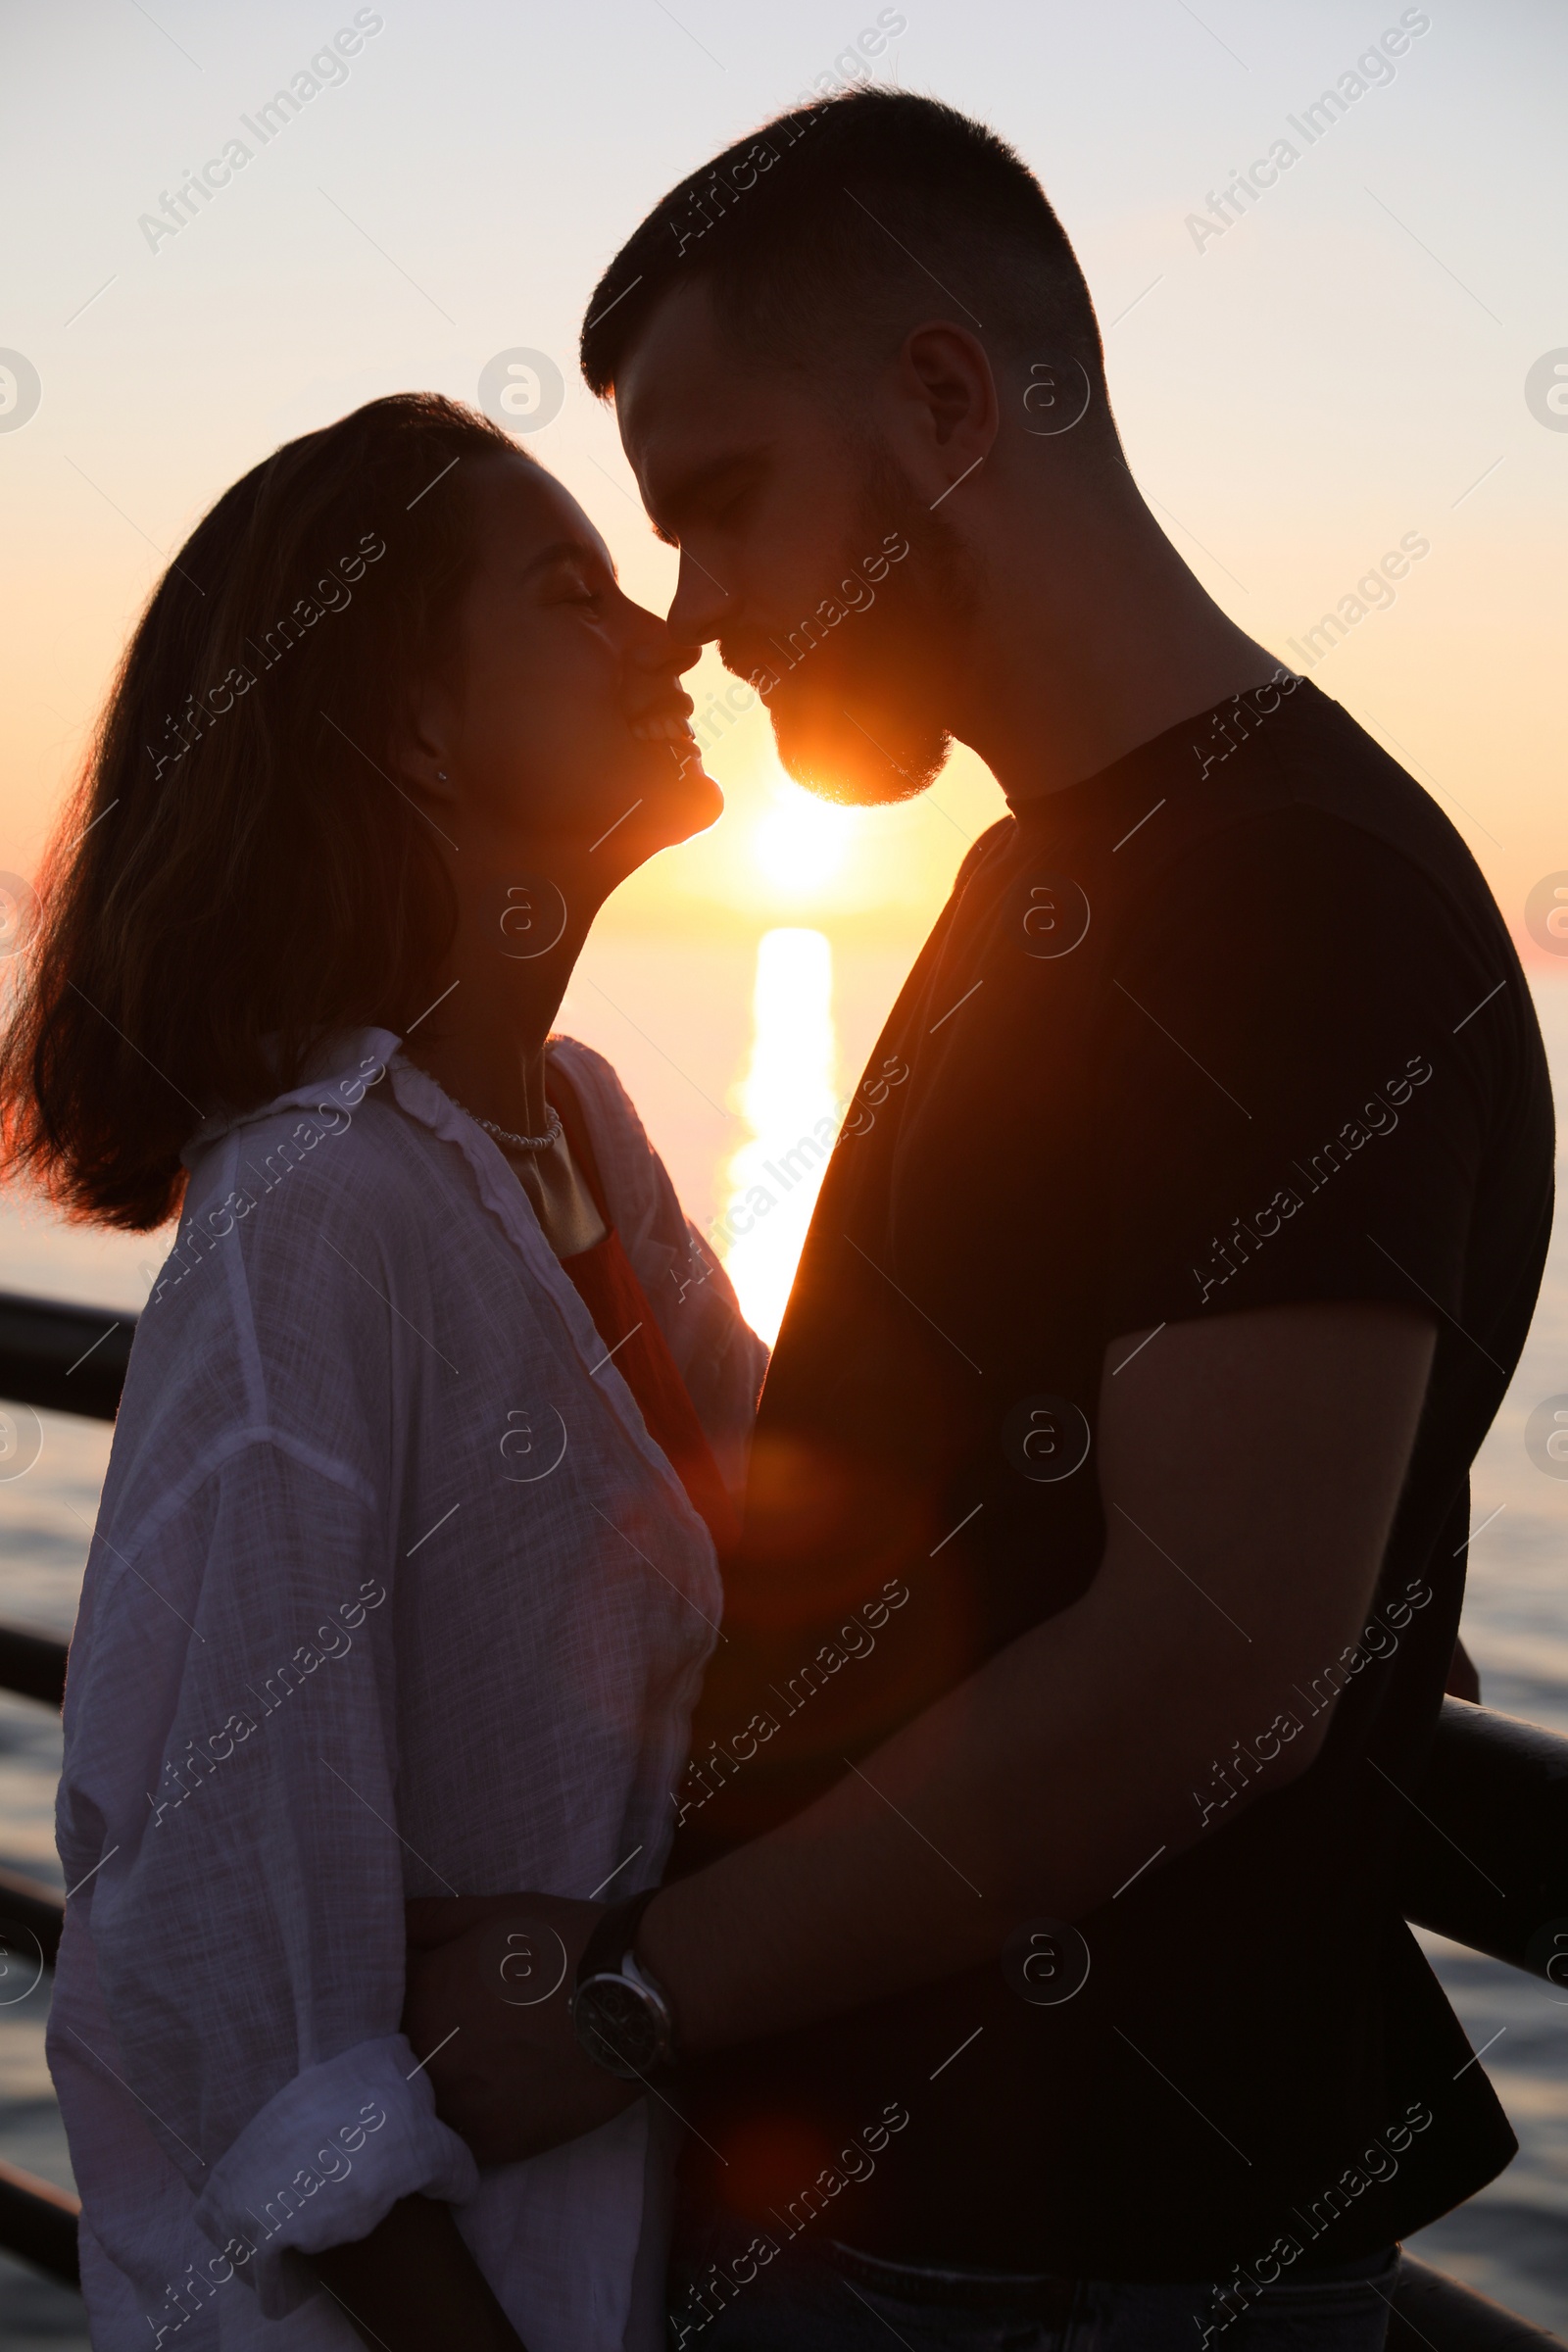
[406, 91, 1553, 2348]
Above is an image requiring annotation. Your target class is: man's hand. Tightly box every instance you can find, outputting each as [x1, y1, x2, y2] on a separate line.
[403, 1892, 640, 2165]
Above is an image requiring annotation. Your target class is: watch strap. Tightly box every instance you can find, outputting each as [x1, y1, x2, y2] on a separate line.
[574, 1887, 662, 1993]
[571, 1888, 679, 2080]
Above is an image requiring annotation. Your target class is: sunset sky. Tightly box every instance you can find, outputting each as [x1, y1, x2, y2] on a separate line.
[2, 0, 1565, 1319]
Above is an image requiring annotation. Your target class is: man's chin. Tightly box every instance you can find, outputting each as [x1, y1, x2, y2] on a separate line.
[769, 694, 951, 808]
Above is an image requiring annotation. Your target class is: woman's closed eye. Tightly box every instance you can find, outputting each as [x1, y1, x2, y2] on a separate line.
[534, 543, 616, 614]
[545, 565, 607, 612]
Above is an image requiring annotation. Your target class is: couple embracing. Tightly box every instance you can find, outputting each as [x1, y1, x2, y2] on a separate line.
[8, 89, 1550, 2352]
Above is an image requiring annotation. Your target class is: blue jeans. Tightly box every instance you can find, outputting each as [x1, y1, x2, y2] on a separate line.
[668, 2227, 1401, 2351]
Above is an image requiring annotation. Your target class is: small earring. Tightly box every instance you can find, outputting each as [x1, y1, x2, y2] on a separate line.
[436, 769, 449, 781]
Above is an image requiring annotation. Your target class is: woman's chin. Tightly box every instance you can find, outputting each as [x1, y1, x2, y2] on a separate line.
[597, 769, 723, 879]
[650, 758, 724, 841]
[683, 765, 725, 831]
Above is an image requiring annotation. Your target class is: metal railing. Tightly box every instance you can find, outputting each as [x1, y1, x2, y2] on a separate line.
[0, 1290, 134, 1424]
[0, 1290, 1564, 2334]
[0, 1289, 121, 2295]
[0, 1614, 74, 2284]
[0, 1287, 120, 2290]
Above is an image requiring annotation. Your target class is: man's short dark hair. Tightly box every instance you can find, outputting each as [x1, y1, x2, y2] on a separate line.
[580, 90, 1107, 411]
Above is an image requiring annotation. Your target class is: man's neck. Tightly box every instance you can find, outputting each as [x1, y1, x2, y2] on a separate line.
[952, 473, 1284, 805]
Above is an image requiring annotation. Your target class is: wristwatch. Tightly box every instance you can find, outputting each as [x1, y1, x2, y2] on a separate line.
[570, 1890, 680, 2082]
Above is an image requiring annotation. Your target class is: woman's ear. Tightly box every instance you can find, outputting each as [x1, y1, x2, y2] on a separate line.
[392, 681, 461, 811]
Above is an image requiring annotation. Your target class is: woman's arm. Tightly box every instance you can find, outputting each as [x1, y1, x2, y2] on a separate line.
[61, 1441, 481, 2318]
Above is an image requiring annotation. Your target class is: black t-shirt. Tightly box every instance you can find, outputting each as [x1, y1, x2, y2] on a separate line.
[669, 677, 1555, 2281]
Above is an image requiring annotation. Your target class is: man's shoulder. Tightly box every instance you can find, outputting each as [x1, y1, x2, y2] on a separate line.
[1108, 787, 1520, 1079]
[955, 815, 1017, 890]
[965, 683, 1500, 964]
[1159, 681, 1495, 930]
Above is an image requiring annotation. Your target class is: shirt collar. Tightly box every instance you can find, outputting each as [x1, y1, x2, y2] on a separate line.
[180, 1028, 403, 1171]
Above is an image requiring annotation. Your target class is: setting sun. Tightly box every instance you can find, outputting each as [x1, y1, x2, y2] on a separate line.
[750, 785, 859, 896]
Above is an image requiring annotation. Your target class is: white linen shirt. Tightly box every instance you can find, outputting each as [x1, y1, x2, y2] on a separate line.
[49, 1028, 765, 2352]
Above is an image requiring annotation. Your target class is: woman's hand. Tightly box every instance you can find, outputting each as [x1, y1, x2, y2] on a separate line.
[313, 2195, 530, 2350]
[403, 1893, 640, 2165]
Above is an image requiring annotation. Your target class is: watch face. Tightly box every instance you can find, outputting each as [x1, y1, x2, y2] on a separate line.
[574, 1975, 664, 2079]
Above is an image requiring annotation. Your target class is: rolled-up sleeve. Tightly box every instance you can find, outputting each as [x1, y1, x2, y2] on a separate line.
[194, 2037, 473, 2315]
[59, 1440, 477, 2319]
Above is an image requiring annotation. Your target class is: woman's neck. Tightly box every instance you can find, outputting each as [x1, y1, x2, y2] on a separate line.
[405, 932, 609, 1259]
[403, 919, 586, 1142]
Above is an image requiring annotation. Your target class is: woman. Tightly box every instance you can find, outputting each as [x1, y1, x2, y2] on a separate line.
[0, 394, 766, 2350]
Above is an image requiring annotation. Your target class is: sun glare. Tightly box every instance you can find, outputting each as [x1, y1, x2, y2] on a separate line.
[751, 787, 858, 898]
[715, 928, 840, 1346]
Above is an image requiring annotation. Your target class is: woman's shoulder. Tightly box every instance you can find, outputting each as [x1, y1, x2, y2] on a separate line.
[161, 1090, 430, 1299]
[547, 1035, 674, 1225]
[115, 1081, 465, 1529]
[546, 1034, 647, 1138]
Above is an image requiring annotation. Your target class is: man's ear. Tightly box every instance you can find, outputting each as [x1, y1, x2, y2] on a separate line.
[897, 322, 1000, 501]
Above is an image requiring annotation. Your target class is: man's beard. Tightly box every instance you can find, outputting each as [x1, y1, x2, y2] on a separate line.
[719, 446, 980, 808]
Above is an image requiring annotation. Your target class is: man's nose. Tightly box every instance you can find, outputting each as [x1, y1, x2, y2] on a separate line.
[666, 549, 731, 647]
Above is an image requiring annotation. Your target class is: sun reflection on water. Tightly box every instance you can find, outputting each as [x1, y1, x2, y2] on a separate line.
[716, 928, 841, 1347]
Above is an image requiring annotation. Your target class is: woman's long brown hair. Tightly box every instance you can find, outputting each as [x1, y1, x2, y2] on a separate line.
[0, 392, 517, 1230]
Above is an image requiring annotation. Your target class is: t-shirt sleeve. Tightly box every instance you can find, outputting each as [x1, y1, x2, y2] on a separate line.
[1092, 805, 1502, 1343]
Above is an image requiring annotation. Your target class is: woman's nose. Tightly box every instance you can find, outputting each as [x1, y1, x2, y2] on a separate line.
[625, 613, 702, 685]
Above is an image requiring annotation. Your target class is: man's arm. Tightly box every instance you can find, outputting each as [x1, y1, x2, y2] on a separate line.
[639, 1298, 1436, 2045]
[406, 1299, 1436, 2145]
